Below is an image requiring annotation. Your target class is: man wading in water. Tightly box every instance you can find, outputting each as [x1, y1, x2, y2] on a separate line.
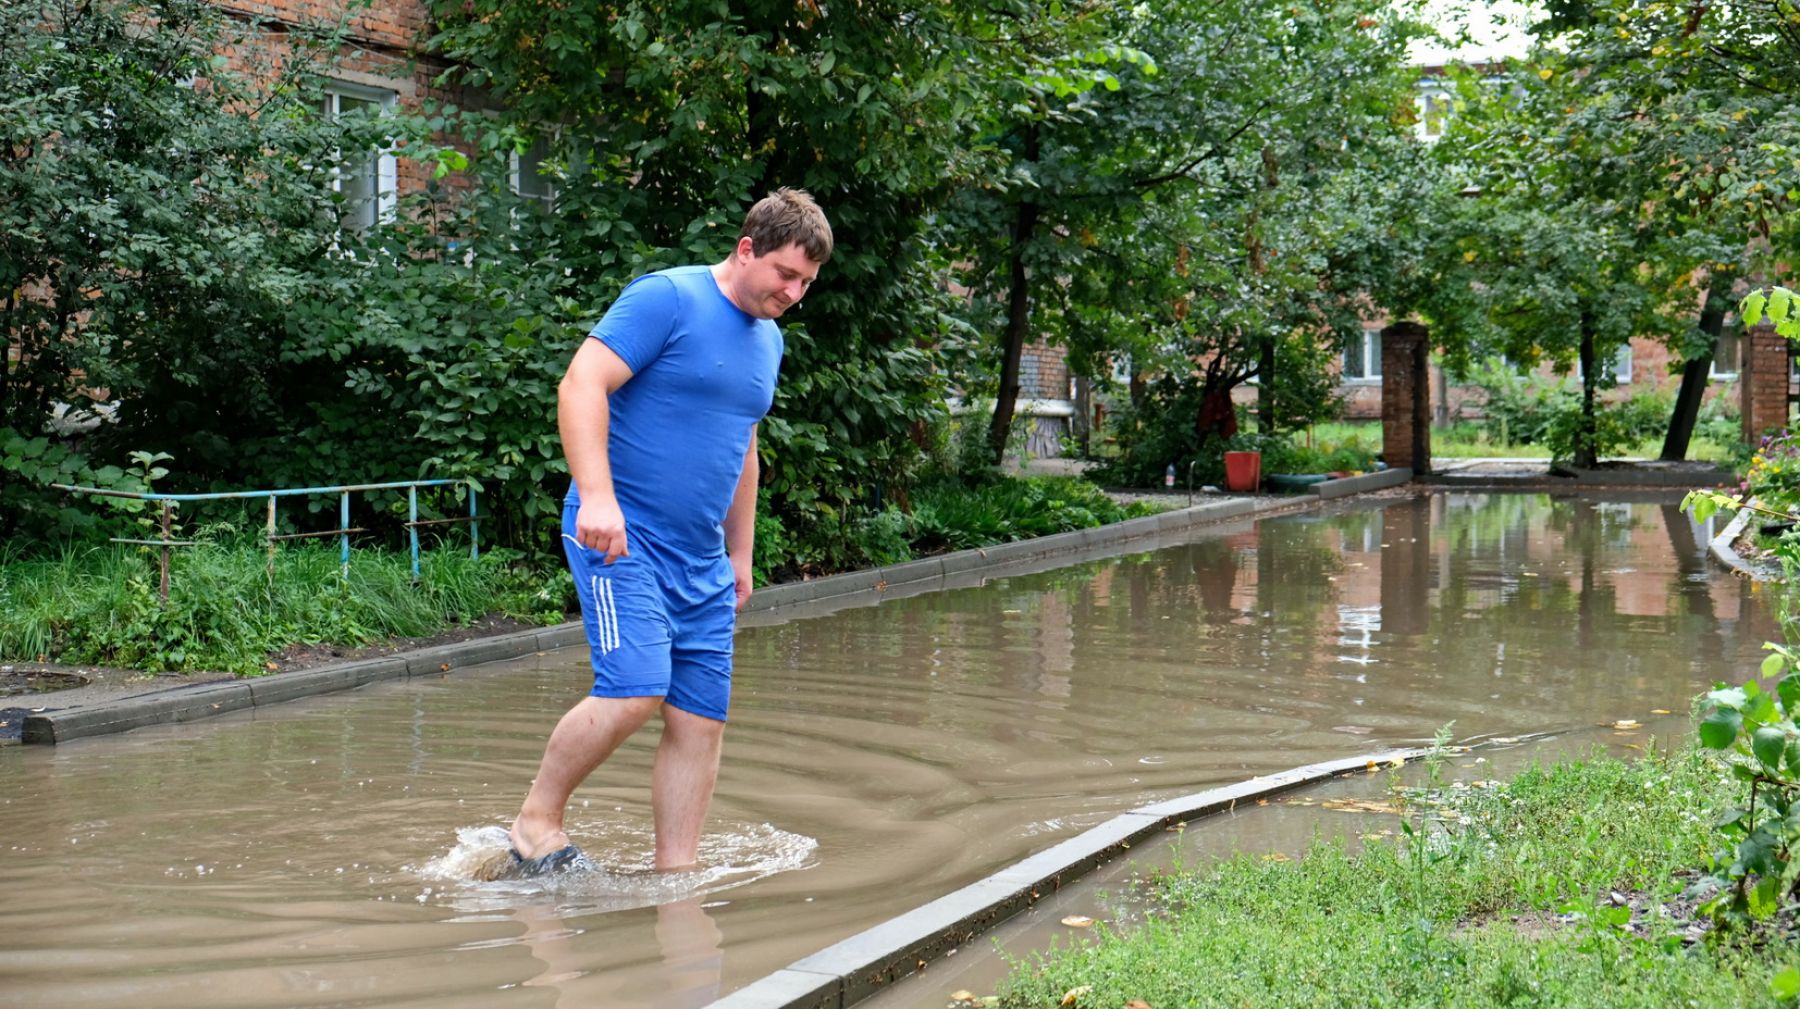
[503, 189, 831, 876]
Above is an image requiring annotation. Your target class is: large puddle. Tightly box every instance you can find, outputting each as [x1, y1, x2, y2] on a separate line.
[0, 491, 1775, 1008]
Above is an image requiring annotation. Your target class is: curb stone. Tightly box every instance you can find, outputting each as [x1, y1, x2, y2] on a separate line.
[703, 749, 1426, 1009]
[17, 489, 1372, 745]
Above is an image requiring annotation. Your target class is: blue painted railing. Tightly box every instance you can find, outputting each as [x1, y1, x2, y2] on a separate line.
[53, 479, 479, 603]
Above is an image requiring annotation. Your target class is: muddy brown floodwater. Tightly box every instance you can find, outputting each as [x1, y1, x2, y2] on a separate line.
[0, 491, 1775, 1009]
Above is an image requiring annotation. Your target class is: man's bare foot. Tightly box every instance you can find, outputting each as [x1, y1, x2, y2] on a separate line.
[509, 820, 571, 860]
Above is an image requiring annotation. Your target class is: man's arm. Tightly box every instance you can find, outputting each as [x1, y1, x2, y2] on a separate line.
[560, 338, 636, 562]
[723, 425, 759, 610]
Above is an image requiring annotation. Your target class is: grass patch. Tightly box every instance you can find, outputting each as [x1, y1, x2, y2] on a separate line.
[1305, 421, 1741, 463]
[0, 539, 566, 675]
[994, 748, 1798, 1008]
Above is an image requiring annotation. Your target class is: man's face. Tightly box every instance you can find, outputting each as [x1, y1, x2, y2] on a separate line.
[737, 241, 822, 320]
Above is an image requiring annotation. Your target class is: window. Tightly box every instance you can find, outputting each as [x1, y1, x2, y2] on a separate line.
[1575, 344, 1632, 385]
[1711, 331, 1741, 381]
[322, 81, 396, 232]
[1419, 91, 1448, 139]
[1343, 328, 1382, 382]
[510, 133, 557, 208]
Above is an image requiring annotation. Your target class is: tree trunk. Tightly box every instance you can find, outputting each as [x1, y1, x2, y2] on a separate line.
[988, 122, 1039, 465]
[1660, 276, 1731, 461]
[1574, 311, 1598, 469]
[1257, 337, 1276, 434]
[1071, 374, 1091, 456]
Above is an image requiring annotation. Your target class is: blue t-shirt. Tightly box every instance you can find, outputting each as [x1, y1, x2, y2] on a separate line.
[580, 266, 783, 558]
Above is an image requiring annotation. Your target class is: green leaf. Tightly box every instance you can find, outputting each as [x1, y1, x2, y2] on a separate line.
[1764, 653, 1788, 681]
[1778, 673, 1800, 713]
[1771, 287, 1794, 326]
[1700, 706, 1744, 749]
[1753, 726, 1788, 771]
[1743, 290, 1769, 327]
[1770, 966, 1800, 1000]
[819, 51, 835, 75]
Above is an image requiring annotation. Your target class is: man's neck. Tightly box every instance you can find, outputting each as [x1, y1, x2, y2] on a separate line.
[711, 259, 752, 315]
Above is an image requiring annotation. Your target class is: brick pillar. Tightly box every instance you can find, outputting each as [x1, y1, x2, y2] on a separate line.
[1380, 321, 1431, 474]
[1741, 321, 1790, 443]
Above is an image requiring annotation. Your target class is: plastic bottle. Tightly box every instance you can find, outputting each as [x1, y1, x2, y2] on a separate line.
[1165, 463, 1176, 488]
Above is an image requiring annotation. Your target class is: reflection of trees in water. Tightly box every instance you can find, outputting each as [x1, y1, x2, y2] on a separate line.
[734, 493, 1766, 742]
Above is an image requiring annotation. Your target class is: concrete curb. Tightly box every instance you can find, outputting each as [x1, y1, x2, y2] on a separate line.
[1424, 463, 1731, 489]
[1313, 467, 1412, 501]
[704, 748, 1427, 1009]
[18, 491, 1372, 745]
[1707, 503, 1781, 583]
[741, 497, 1271, 616]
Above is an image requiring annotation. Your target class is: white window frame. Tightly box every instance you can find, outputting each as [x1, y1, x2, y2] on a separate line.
[1575, 344, 1632, 385]
[1414, 80, 1454, 143]
[1710, 330, 1742, 381]
[322, 80, 397, 233]
[1342, 328, 1382, 384]
[509, 132, 558, 209]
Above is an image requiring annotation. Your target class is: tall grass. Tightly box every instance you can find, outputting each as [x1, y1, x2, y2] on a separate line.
[0, 539, 567, 674]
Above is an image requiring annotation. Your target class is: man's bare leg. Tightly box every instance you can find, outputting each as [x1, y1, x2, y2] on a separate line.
[511, 694, 662, 859]
[650, 703, 726, 870]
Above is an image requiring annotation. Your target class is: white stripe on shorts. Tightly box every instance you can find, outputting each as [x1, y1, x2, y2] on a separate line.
[601, 577, 620, 653]
[590, 575, 613, 654]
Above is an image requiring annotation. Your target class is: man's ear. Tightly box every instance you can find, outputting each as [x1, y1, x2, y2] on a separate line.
[735, 236, 757, 261]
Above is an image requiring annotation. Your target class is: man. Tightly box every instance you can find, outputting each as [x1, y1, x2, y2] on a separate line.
[505, 189, 832, 876]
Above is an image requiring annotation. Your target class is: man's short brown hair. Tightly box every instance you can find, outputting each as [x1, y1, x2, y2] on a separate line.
[740, 188, 833, 264]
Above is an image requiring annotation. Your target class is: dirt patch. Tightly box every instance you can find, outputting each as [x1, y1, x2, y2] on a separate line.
[262, 613, 545, 674]
[0, 613, 561, 725]
[1458, 871, 1718, 947]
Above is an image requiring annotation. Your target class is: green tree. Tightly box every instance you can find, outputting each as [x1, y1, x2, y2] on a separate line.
[0, 0, 380, 541]
[943, 0, 1430, 469]
[425, 0, 1034, 567]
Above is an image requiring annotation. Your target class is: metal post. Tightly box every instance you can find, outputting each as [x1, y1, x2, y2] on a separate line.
[409, 485, 420, 582]
[470, 487, 479, 561]
[340, 491, 351, 579]
[159, 500, 172, 608]
[266, 495, 277, 584]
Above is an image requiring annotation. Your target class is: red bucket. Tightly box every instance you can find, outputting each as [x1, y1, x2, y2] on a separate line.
[1223, 450, 1261, 493]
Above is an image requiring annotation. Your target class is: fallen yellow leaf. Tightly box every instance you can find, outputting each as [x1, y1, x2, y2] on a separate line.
[1061, 915, 1096, 928]
[1651, 709, 1672, 715]
[1612, 719, 1641, 730]
[1322, 798, 1400, 814]
[1061, 985, 1092, 1006]
[951, 991, 975, 1002]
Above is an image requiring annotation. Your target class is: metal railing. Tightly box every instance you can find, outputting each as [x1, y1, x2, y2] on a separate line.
[52, 479, 479, 604]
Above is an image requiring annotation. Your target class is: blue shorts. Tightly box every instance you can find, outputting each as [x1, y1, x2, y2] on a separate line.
[560, 500, 738, 722]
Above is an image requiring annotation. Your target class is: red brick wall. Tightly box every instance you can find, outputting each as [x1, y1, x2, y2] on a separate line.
[213, 0, 473, 200]
[1742, 322, 1790, 440]
[1019, 340, 1071, 401]
[1380, 322, 1430, 471]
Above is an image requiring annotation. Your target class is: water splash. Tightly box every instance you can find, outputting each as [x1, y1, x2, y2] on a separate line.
[413, 822, 817, 914]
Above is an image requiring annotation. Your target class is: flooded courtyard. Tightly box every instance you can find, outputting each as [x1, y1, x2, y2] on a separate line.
[0, 491, 1775, 1008]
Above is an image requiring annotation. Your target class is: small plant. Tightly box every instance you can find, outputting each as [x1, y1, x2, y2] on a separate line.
[1692, 643, 1800, 926]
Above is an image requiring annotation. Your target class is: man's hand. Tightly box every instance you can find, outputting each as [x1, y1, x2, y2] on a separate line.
[574, 497, 630, 563]
[732, 556, 754, 611]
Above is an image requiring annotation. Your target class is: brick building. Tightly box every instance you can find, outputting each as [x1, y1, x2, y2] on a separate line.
[212, 0, 499, 227]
